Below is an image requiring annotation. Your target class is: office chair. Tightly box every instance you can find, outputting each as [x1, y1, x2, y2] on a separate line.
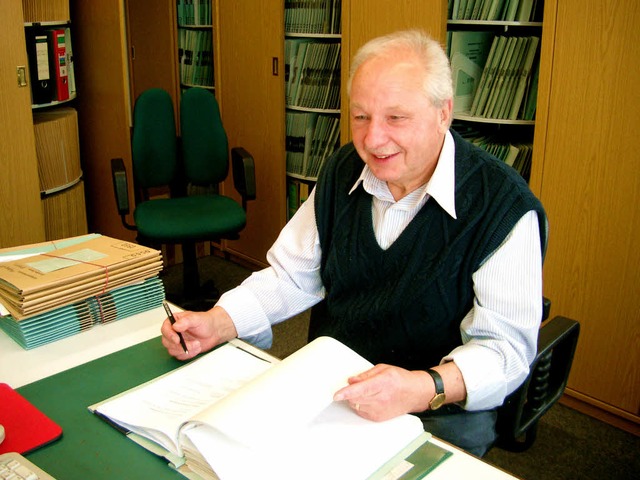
[111, 87, 256, 309]
[494, 313, 580, 452]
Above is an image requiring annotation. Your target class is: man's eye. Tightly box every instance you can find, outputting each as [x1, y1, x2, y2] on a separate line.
[353, 115, 368, 121]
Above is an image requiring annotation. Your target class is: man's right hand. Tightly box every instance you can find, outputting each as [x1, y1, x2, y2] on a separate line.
[160, 306, 238, 360]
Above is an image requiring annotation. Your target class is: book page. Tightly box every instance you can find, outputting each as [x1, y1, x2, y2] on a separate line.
[190, 336, 375, 448]
[183, 401, 424, 480]
[93, 343, 273, 456]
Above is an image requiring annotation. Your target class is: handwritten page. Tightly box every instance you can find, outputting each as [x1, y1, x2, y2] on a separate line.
[93, 343, 273, 455]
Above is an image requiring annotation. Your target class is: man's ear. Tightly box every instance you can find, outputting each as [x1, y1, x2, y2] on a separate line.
[439, 98, 453, 132]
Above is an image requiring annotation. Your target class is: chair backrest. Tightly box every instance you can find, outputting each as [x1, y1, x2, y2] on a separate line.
[131, 88, 177, 189]
[180, 87, 229, 185]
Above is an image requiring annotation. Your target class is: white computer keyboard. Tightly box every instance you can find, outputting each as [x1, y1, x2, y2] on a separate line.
[0, 452, 56, 480]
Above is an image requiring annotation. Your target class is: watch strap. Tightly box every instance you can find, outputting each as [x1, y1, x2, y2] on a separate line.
[426, 369, 445, 395]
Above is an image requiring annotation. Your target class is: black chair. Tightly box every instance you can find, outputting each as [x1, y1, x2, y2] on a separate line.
[495, 313, 580, 452]
[111, 87, 256, 309]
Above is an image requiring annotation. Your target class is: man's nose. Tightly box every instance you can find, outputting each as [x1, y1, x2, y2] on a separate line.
[363, 118, 388, 150]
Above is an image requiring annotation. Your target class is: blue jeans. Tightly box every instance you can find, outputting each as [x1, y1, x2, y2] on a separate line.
[417, 407, 498, 457]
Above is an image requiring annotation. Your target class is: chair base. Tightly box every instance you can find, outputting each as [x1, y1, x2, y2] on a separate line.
[165, 279, 219, 311]
[161, 241, 220, 312]
[169, 278, 220, 312]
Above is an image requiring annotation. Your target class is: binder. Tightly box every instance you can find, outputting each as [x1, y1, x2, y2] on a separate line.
[25, 27, 56, 105]
[64, 27, 76, 96]
[50, 29, 69, 101]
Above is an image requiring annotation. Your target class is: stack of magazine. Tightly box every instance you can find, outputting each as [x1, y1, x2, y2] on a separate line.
[0, 234, 164, 349]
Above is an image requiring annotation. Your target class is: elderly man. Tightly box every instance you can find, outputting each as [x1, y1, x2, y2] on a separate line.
[162, 30, 546, 457]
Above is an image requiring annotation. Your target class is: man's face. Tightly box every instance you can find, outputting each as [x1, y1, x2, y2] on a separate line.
[350, 48, 452, 200]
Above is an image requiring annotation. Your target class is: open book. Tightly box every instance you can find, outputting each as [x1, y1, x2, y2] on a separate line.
[90, 337, 444, 480]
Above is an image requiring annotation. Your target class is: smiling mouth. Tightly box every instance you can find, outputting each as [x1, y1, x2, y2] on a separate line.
[372, 152, 398, 160]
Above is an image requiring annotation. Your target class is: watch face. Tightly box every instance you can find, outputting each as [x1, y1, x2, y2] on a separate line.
[430, 393, 446, 410]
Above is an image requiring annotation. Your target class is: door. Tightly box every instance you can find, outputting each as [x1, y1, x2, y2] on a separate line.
[0, 0, 46, 247]
[534, 0, 640, 423]
[126, 0, 179, 117]
[217, 1, 286, 265]
[70, 0, 135, 241]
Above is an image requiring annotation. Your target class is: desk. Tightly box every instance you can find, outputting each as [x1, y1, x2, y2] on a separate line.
[0, 305, 167, 389]
[0, 308, 517, 479]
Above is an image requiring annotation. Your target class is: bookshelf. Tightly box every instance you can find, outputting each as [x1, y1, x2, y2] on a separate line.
[176, 0, 215, 93]
[284, 0, 342, 219]
[446, 0, 543, 181]
[21, 0, 87, 242]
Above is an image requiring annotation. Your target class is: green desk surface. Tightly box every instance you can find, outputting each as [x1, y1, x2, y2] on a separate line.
[17, 337, 187, 479]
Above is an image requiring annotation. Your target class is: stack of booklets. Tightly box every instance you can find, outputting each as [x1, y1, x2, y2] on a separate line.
[284, 0, 342, 35]
[449, 0, 541, 22]
[453, 121, 533, 179]
[176, 0, 212, 26]
[468, 35, 540, 120]
[285, 39, 341, 111]
[449, 31, 540, 120]
[286, 110, 340, 179]
[0, 234, 164, 349]
[178, 28, 214, 88]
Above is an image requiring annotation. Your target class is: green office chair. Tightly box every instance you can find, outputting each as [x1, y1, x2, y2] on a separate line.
[111, 87, 256, 309]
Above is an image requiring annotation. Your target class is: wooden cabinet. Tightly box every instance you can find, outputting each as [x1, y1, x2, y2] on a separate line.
[0, 0, 45, 248]
[216, 1, 286, 266]
[126, 0, 179, 116]
[70, 0, 135, 242]
[529, 0, 640, 431]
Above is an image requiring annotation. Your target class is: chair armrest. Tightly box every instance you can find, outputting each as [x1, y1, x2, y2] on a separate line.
[111, 158, 136, 230]
[495, 315, 580, 451]
[537, 316, 580, 404]
[231, 147, 256, 210]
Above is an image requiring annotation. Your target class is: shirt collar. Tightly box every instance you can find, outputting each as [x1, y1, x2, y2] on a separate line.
[348, 130, 457, 219]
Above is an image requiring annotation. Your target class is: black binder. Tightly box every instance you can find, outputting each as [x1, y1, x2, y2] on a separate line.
[25, 25, 56, 105]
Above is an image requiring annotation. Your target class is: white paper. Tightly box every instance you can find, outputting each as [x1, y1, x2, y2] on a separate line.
[94, 343, 273, 455]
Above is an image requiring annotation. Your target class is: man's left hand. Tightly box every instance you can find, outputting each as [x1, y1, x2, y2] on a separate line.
[333, 364, 433, 421]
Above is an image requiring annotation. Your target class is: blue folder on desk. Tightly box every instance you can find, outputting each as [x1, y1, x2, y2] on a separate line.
[0, 276, 164, 349]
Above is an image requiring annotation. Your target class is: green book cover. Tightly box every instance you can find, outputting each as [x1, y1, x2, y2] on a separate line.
[368, 432, 453, 480]
[449, 30, 494, 113]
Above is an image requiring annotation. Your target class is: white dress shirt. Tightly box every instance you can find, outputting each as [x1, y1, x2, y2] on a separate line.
[218, 131, 542, 411]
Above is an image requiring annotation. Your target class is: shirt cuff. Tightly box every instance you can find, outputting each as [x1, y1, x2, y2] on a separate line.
[216, 286, 274, 349]
[443, 343, 507, 411]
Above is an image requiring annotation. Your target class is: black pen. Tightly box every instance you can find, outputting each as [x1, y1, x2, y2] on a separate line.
[163, 301, 189, 355]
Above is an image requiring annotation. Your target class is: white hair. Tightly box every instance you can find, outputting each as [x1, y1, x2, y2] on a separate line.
[347, 29, 453, 108]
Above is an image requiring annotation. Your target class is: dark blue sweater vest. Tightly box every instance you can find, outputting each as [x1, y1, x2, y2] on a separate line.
[309, 130, 547, 371]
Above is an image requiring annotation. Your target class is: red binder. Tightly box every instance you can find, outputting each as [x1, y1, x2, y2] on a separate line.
[51, 29, 69, 101]
[0, 383, 63, 454]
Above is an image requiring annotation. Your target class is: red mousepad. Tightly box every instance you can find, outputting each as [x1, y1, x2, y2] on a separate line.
[0, 383, 63, 454]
